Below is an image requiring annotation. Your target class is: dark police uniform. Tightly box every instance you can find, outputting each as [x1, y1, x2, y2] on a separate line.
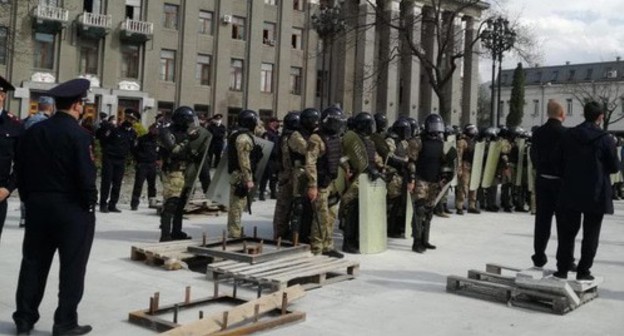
[13, 78, 96, 335]
[131, 128, 159, 210]
[96, 120, 136, 212]
[207, 116, 226, 168]
[259, 125, 279, 200]
[529, 118, 565, 267]
[0, 75, 23, 241]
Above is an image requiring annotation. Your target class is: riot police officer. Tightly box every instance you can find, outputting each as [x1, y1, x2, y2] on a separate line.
[272, 112, 300, 240]
[227, 109, 262, 238]
[456, 124, 480, 214]
[370, 112, 389, 158]
[157, 106, 200, 241]
[131, 124, 159, 210]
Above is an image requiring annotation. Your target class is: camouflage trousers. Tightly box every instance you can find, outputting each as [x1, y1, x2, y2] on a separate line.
[228, 171, 247, 238]
[339, 177, 359, 217]
[310, 188, 336, 254]
[413, 179, 440, 207]
[386, 173, 403, 199]
[162, 170, 185, 200]
[273, 175, 293, 240]
[456, 164, 477, 209]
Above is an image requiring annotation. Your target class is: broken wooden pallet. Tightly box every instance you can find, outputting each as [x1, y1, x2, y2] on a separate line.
[131, 240, 214, 271]
[446, 263, 600, 315]
[129, 285, 306, 335]
[188, 237, 310, 264]
[208, 252, 360, 297]
[151, 198, 228, 216]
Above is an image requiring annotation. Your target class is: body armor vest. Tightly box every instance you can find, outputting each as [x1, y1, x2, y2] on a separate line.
[227, 130, 255, 174]
[276, 131, 293, 173]
[160, 127, 188, 173]
[317, 134, 342, 189]
[417, 138, 444, 183]
[394, 139, 407, 158]
[463, 138, 475, 162]
[362, 134, 377, 168]
[289, 130, 311, 165]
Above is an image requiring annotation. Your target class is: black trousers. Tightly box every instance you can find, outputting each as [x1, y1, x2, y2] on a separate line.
[556, 209, 603, 275]
[0, 199, 7, 241]
[199, 161, 211, 194]
[100, 156, 126, 208]
[208, 143, 224, 168]
[131, 162, 157, 208]
[532, 176, 562, 267]
[13, 193, 95, 329]
[259, 162, 277, 196]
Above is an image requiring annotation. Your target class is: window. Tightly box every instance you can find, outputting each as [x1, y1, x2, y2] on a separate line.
[121, 43, 140, 78]
[198, 11, 213, 35]
[0, 27, 7, 65]
[292, 28, 303, 49]
[125, 0, 141, 20]
[263, 22, 276, 46]
[232, 16, 246, 40]
[566, 99, 573, 116]
[534, 71, 542, 83]
[585, 68, 593, 80]
[160, 49, 176, 82]
[196, 54, 212, 86]
[194, 104, 210, 118]
[34, 32, 55, 69]
[260, 63, 274, 93]
[158, 101, 174, 116]
[163, 4, 178, 29]
[84, 0, 103, 13]
[290, 67, 302, 95]
[568, 69, 575, 81]
[78, 37, 99, 75]
[551, 70, 559, 82]
[264, 0, 277, 4]
[230, 59, 244, 91]
[293, 0, 304, 11]
[533, 99, 539, 117]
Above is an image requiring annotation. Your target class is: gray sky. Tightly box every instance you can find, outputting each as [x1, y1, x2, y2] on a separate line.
[479, 0, 624, 82]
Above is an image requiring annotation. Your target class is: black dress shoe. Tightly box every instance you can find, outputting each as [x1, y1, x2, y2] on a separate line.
[322, 250, 344, 259]
[468, 208, 481, 214]
[130, 206, 138, 211]
[576, 273, 594, 282]
[52, 324, 92, 336]
[108, 206, 122, 213]
[424, 243, 437, 250]
[16, 321, 33, 335]
[456, 209, 464, 215]
[159, 235, 172, 242]
[553, 271, 568, 280]
[411, 245, 426, 253]
[171, 232, 192, 240]
[342, 246, 360, 254]
[99, 206, 109, 213]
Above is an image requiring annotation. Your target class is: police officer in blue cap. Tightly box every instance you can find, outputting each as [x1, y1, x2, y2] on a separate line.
[13, 78, 96, 336]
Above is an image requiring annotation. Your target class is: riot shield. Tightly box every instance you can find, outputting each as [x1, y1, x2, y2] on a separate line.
[204, 152, 230, 206]
[444, 134, 458, 186]
[358, 174, 387, 254]
[481, 140, 502, 188]
[611, 146, 623, 184]
[527, 144, 536, 193]
[469, 141, 486, 191]
[250, 136, 275, 196]
[182, 128, 213, 205]
[404, 192, 413, 238]
[515, 138, 526, 186]
[342, 130, 369, 175]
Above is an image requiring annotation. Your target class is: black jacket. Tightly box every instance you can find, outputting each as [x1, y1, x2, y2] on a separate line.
[0, 110, 23, 193]
[530, 118, 565, 176]
[133, 133, 158, 164]
[97, 122, 137, 159]
[555, 121, 620, 214]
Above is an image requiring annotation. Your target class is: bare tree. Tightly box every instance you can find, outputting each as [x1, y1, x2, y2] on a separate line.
[563, 81, 624, 131]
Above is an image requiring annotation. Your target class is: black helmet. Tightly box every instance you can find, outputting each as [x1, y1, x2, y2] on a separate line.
[444, 125, 456, 136]
[498, 125, 510, 139]
[374, 113, 388, 133]
[300, 108, 320, 132]
[320, 106, 346, 135]
[407, 117, 420, 137]
[172, 106, 196, 129]
[238, 109, 259, 131]
[510, 126, 525, 138]
[463, 124, 478, 138]
[283, 111, 300, 131]
[346, 116, 355, 130]
[483, 127, 499, 140]
[354, 112, 375, 136]
[391, 118, 411, 141]
[424, 114, 445, 135]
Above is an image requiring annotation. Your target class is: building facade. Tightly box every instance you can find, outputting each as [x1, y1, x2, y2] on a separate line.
[0, 0, 485, 127]
[498, 59, 624, 131]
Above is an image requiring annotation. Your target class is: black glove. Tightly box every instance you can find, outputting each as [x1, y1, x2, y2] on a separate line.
[234, 182, 249, 198]
[366, 167, 383, 182]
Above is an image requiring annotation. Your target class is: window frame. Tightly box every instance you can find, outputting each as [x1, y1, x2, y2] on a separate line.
[78, 36, 99, 75]
[160, 49, 176, 82]
[291, 27, 303, 50]
[33, 32, 55, 70]
[120, 42, 140, 79]
[231, 16, 246, 40]
[196, 54, 212, 86]
[260, 63, 274, 93]
[198, 10, 213, 35]
[290, 66, 302, 95]
[163, 3, 179, 30]
[230, 58, 244, 91]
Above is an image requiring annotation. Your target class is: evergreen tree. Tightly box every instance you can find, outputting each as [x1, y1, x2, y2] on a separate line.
[506, 63, 525, 127]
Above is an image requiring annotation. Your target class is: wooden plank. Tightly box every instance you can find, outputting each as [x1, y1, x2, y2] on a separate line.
[208, 253, 315, 275]
[515, 276, 580, 307]
[243, 257, 336, 279]
[209, 311, 306, 336]
[189, 244, 310, 264]
[160, 286, 305, 336]
[270, 260, 358, 282]
[485, 263, 522, 275]
[467, 270, 516, 286]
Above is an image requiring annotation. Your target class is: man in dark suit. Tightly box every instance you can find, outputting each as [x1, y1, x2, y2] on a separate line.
[207, 113, 226, 168]
[529, 100, 566, 268]
[13, 78, 96, 335]
[553, 101, 620, 281]
[0, 75, 23, 242]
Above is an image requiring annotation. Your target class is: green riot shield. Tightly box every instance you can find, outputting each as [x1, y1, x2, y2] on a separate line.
[611, 146, 623, 184]
[182, 127, 213, 206]
[205, 151, 230, 206]
[515, 138, 526, 186]
[405, 192, 413, 239]
[342, 130, 369, 175]
[249, 136, 275, 199]
[481, 140, 502, 188]
[358, 174, 387, 254]
[332, 164, 349, 197]
[469, 141, 486, 191]
[527, 144, 536, 193]
[444, 134, 458, 187]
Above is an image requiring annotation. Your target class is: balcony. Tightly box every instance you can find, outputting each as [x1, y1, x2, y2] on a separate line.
[31, 5, 69, 33]
[120, 18, 153, 43]
[77, 12, 112, 38]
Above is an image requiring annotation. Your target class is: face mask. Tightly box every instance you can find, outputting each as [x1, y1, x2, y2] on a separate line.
[214, 120, 222, 126]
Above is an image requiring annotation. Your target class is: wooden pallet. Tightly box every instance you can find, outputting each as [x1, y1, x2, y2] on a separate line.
[151, 198, 228, 216]
[131, 240, 213, 271]
[129, 286, 306, 335]
[446, 263, 600, 315]
[208, 252, 360, 297]
[188, 237, 310, 264]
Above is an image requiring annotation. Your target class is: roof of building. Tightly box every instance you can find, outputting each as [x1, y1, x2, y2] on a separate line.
[500, 59, 624, 87]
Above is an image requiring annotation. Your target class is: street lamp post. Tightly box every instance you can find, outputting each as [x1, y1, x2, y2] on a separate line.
[311, 3, 346, 109]
[481, 17, 516, 126]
